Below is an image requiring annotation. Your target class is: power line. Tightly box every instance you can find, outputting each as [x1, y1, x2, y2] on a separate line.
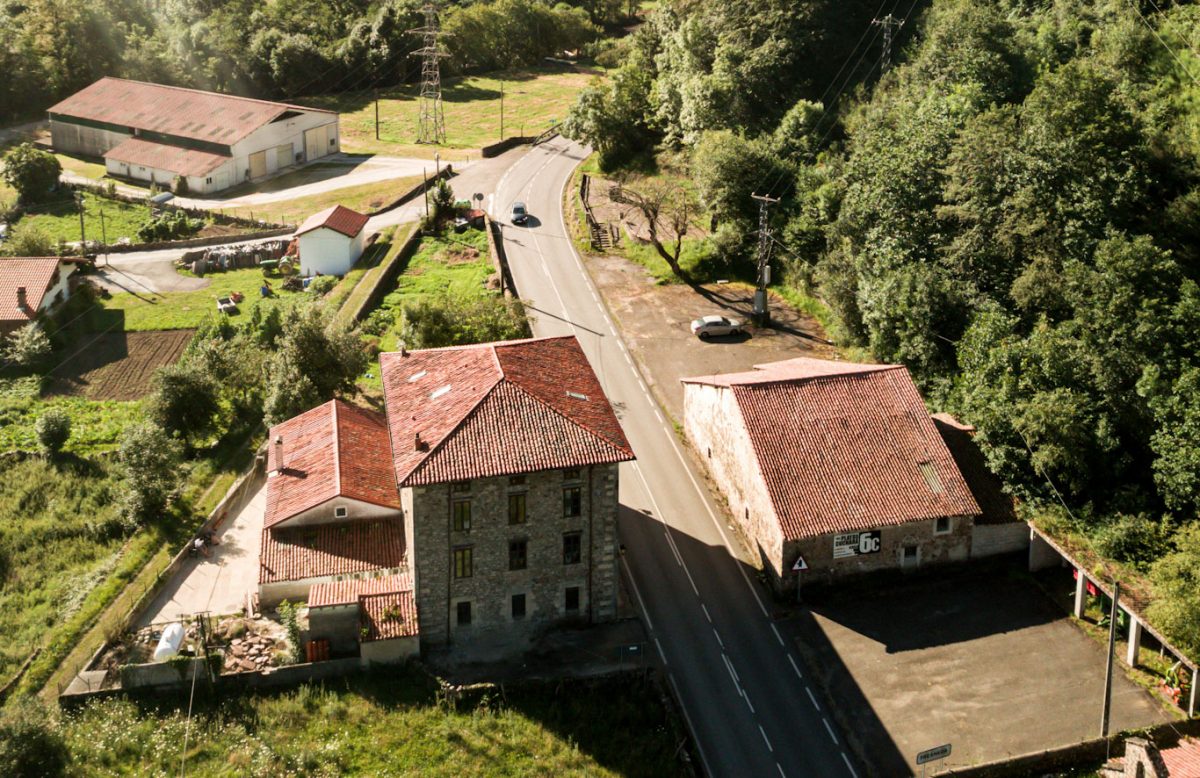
[1123, 0, 1200, 89]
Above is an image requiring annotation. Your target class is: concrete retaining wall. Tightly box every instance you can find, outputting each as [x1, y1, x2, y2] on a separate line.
[341, 225, 424, 324]
[481, 136, 535, 158]
[360, 636, 419, 665]
[972, 522, 1030, 558]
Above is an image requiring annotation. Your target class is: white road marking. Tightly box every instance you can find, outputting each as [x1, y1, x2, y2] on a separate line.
[771, 623, 784, 646]
[722, 654, 740, 693]
[633, 463, 700, 597]
[788, 655, 803, 680]
[777, 763, 786, 778]
[759, 725, 773, 753]
[806, 687, 820, 711]
[655, 637, 667, 665]
[620, 556, 653, 631]
[842, 752, 859, 778]
[744, 690, 756, 715]
[823, 718, 838, 744]
[712, 628, 724, 648]
[666, 672, 715, 778]
[701, 603, 712, 623]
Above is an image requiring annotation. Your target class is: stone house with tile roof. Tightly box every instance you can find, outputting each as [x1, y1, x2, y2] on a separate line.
[381, 336, 635, 658]
[257, 336, 634, 661]
[682, 357, 981, 591]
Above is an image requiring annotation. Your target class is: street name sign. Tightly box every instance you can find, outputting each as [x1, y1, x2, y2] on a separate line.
[916, 744, 951, 765]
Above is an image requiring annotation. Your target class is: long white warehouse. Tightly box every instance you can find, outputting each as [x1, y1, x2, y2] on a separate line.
[48, 78, 339, 195]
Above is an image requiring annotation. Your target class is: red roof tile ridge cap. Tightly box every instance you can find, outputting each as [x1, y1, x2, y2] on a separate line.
[500, 378, 634, 458]
[87, 76, 337, 115]
[408, 334, 576, 355]
[330, 400, 342, 497]
[489, 342, 504, 377]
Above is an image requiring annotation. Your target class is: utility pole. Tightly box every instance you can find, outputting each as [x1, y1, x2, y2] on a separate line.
[374, 88, 380, 140]
[500, 78, 505, 141]
[1101, 581, 1121, 747]
[75, 191, 86, 253]
[423, 167, 429, 218]
[750, 193, 778, 326]
[872, 13, 905, 73]
[99, 209, 108, 266]
[410, 4, 447, 145]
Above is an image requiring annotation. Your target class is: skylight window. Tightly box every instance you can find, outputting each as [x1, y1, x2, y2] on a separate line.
[918, 462, 944, 494]
[431, 385, 451, 400]
[408, 370, 427, 383]
[566, 391, 589, 401]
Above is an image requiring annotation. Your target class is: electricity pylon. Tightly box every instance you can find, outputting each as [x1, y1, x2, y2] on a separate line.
[410, 4, 447, 145]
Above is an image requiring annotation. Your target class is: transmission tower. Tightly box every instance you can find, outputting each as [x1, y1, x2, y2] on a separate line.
[751, 193, 779, 326]
[872, 13, 905, 73]
[410, 4, 447, 145]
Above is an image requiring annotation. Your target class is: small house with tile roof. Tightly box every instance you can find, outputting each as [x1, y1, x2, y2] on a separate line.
[381, 336, 634, 656]
[294, 205, 370, 277]
[681, 357, 980, 590]
[0, 257, 81, 336]
[48, 77, 339, 194]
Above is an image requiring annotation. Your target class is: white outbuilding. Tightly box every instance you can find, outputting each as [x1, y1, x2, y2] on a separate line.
[294, 205, 370, 277]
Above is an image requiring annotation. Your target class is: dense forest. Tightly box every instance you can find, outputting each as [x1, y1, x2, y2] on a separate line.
[0, 0, 618, 121]
[564, 0, 1200, 651]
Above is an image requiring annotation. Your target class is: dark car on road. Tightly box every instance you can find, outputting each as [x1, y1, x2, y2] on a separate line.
[511, 202, 529, 225]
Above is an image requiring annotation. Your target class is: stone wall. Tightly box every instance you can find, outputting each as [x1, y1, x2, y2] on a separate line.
[360, 636, 419, 665]
[972, 522, 1030, 559]
[682, 382, 785, 576]
[410, 463, 619, 658]
[786, 515, 974, 588]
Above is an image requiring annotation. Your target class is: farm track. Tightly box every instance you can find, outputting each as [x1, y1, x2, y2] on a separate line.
[45, 330, 194, 400]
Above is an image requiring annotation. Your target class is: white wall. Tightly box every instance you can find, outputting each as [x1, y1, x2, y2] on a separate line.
[105, 157, 238, 195]
[232, 112, 339, 178]
[50, 120, 130, 157]
[37, 262, 75, 311]
[269, 495, 400, 529]
[297, 227, 357, 276]
[972, 522, 1030, 558]
[360, 636, 419, 665]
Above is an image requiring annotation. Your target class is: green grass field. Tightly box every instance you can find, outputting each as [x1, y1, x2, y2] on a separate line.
[16, 191, 150, 245]
[305, 67, 597, 158]
[97, 268, 311, 332]
[225, 174, 423, 225]
[0, 376, 138, 455]
[56, 670, 685, 776]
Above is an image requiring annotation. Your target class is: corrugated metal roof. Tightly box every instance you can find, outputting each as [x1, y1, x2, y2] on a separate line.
[48, 77, 335, 146]
[295, 204, 369, 238]
[104, 137, 230, 177]
[380, 336, 635, 488]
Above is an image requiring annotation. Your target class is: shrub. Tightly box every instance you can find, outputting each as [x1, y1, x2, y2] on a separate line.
[4, 321, 52, 369]
[1, 143, 61, 204]
[0, 222, 55, 258]
[136, 209, 204, 242]
[399, 294, 530, 349]
[307, 275, 338, 296]
[148, 362, 220, 446]
[277, 599, 304, 664]
[117, 422, 183, 526]
[34, 408, 71, 456]
[0, 698, 68, 778]
[262, 304, 367, 425]
[1091, 513, 1171, 571]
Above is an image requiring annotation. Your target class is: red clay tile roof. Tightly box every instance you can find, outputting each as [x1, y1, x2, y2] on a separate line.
[360, 590, 419, 640]
[48, 77, 334, 147]
[308, 573, 412, 608]
[683, 358, 979, 539]
[380, 336, 634, 486]
[295, 205, 369, 238]
[265, 400, 400, 528]
[258, 518, 406, 585]
[1160, 738, 1200, 777]
[932, 413, 1019, 526]
[0, 258, 64, 325]
[104, 137, 230, 177]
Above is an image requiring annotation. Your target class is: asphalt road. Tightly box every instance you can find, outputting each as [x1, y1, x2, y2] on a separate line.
[491, 136, 859, 777]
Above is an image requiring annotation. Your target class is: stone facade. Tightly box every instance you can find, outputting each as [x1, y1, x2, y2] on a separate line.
[972, 521, 1030, 559]
[410, 463, 619, 656]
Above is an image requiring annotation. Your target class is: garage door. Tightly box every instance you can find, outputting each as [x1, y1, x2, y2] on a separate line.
[275, 143, 293, 170]
[304, 126, 327, 161]
[249, 150, 268, 179]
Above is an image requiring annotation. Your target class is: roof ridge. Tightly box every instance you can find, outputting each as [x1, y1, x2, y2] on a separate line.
[330, 399, 342, 497]
[93, 76, 336, 115]
[735, 365, 906, 390]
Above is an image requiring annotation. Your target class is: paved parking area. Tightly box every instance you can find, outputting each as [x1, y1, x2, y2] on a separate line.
[138, 478, 266, 625]
[788, 569, 1173, 775]
[581, 253, 837, 421]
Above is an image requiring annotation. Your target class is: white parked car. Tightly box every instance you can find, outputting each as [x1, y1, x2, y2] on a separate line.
[690, 315, 744, 339]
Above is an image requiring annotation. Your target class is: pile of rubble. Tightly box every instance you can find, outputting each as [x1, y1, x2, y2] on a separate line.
[225, 634, 285, 673]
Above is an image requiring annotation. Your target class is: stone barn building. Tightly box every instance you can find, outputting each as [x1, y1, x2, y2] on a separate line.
[380, 336, 634, 658]
[48, 77, 339, 194]
[682, 358, 981, 592]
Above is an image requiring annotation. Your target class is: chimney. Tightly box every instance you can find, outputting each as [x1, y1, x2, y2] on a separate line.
[399, 341, 408, 357]
[16, 286, 27, 311]
[414, 431, 423, 451]
[273, 435, 284, 474]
